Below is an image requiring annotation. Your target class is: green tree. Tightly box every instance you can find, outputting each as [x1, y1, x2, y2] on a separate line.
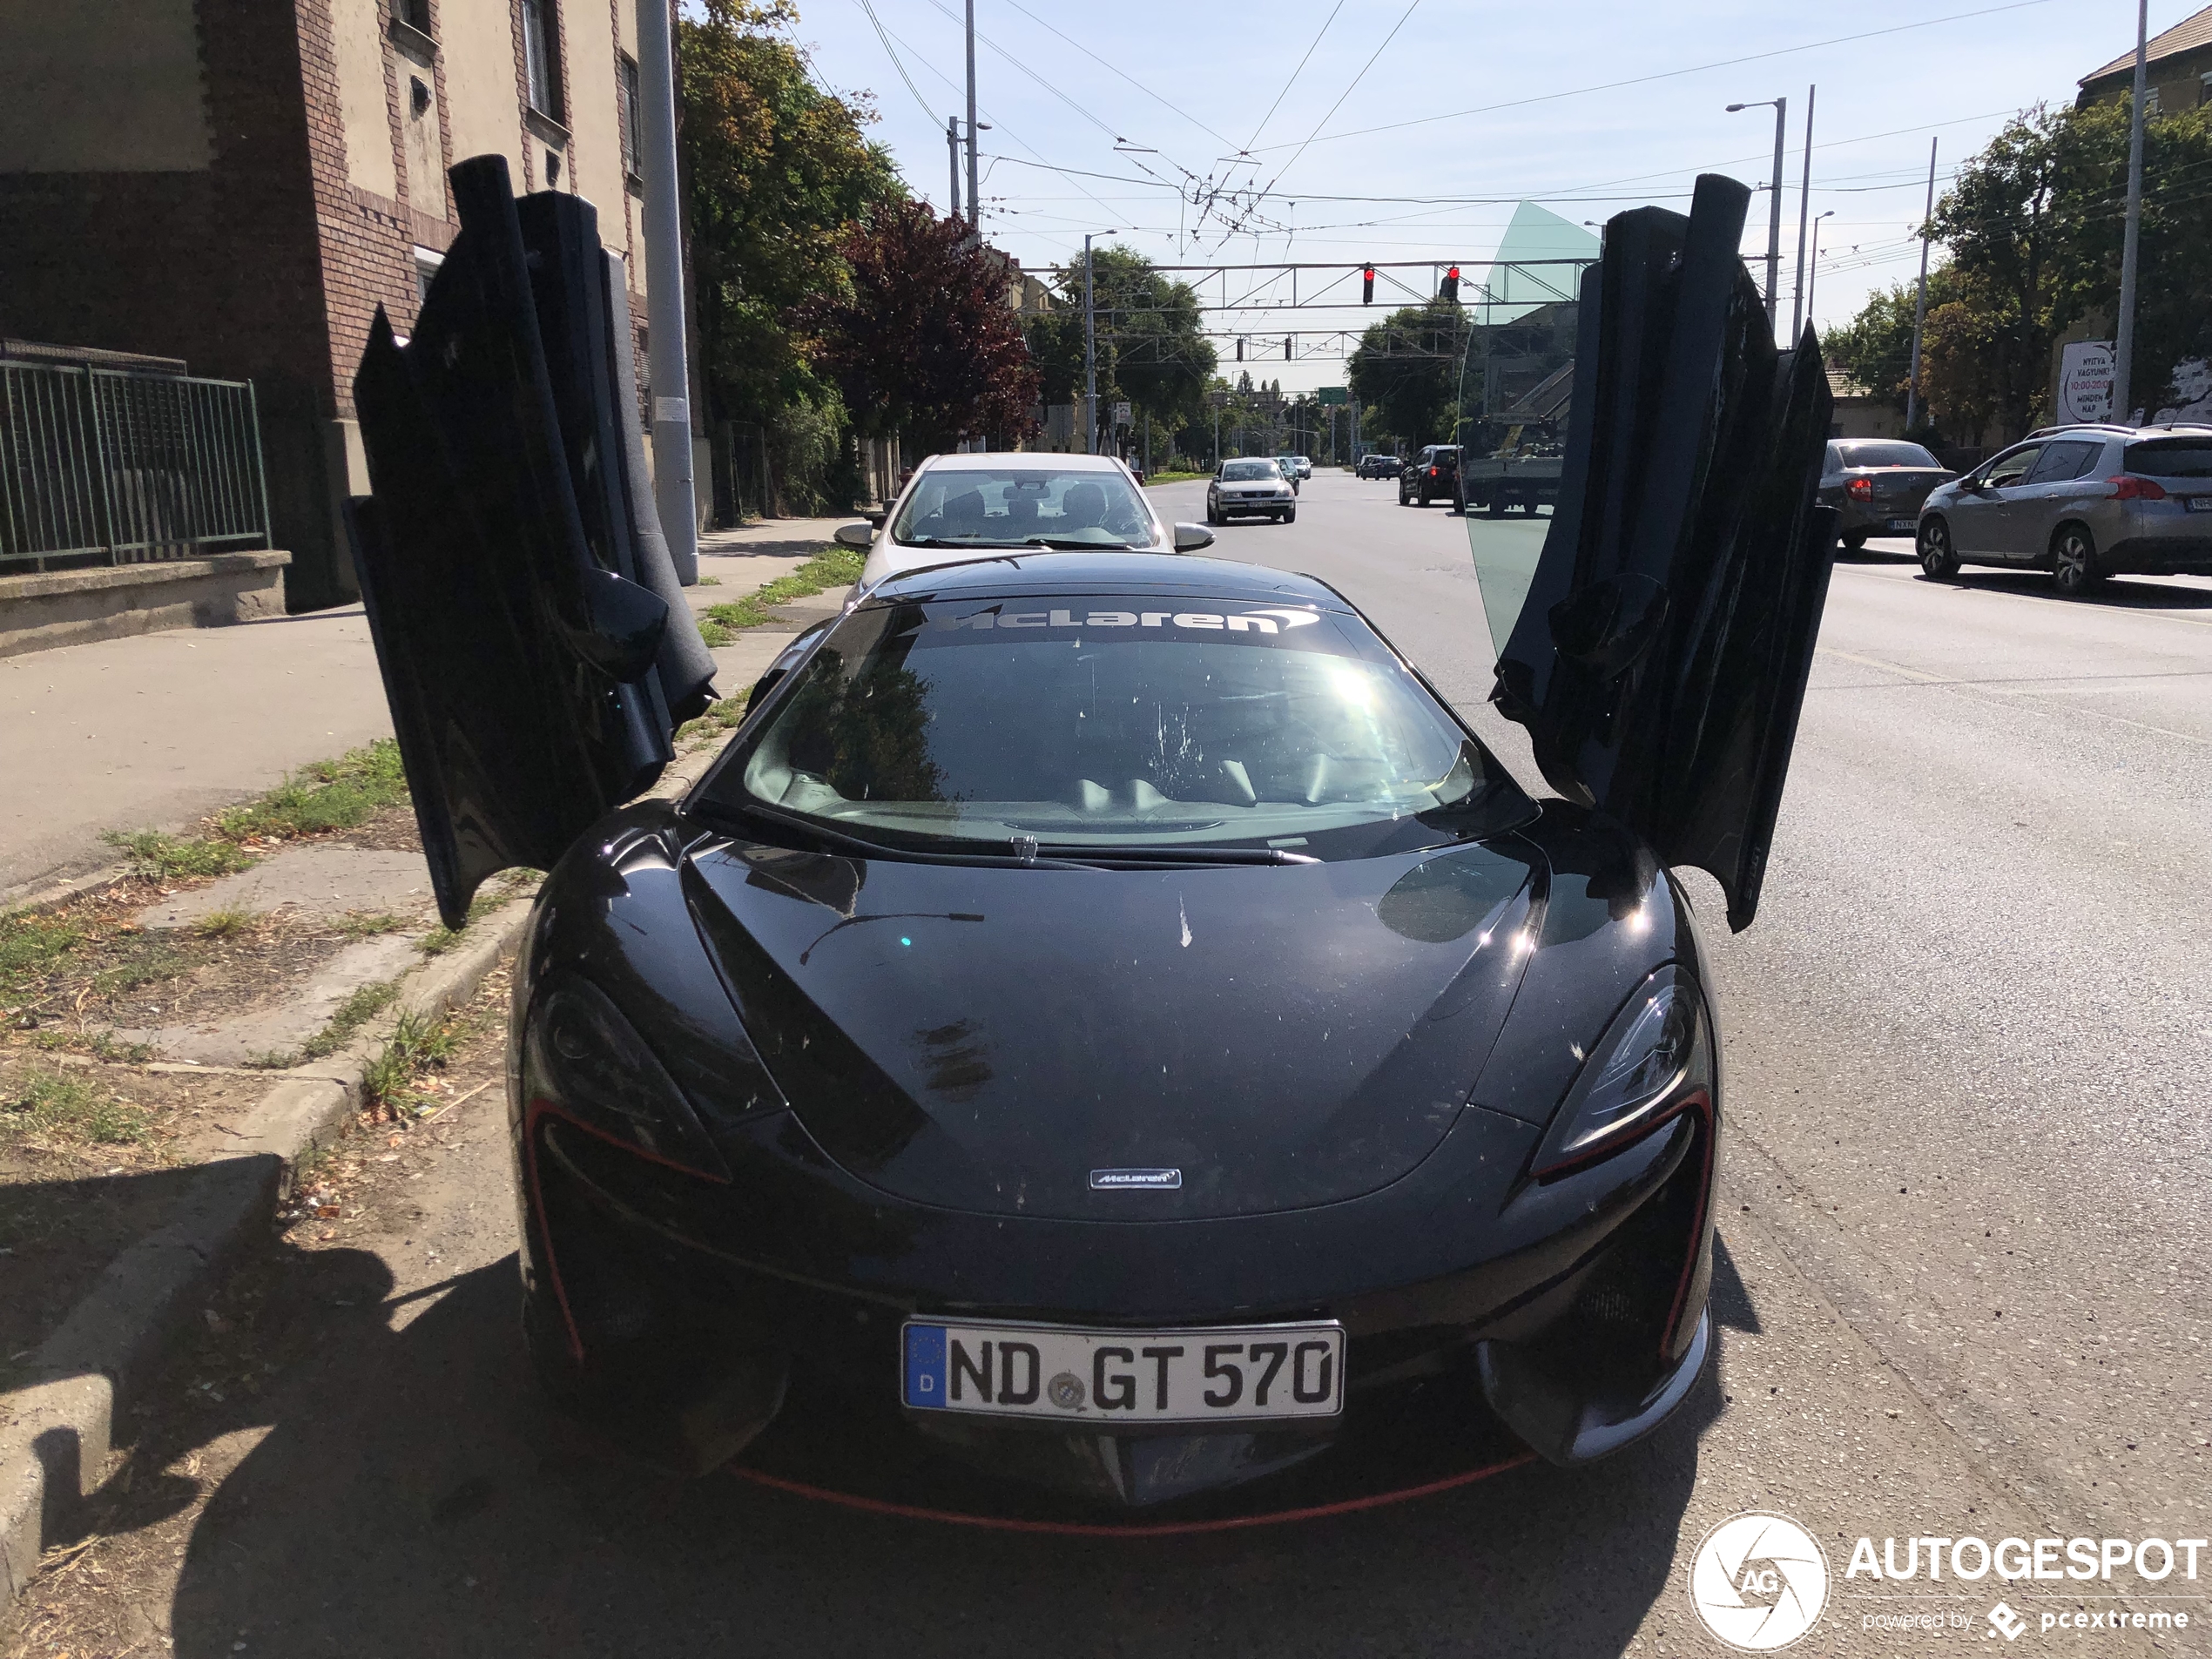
[1347, 300, 1467, 450]
[1023, 245, 1217, 450]
[1832, 97, 2212, 441]
[678, 0, 900, 502]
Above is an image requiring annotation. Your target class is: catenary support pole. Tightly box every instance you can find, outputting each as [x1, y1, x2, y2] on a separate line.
[637, 0, 697, 580]
[964, 0, 981, 245]
[947, 116, 961, 220]
[2114, 0, 2148, 421]
[1791, 85, 1815, 341]
[1906, 138, 1937, 432]
[1766, 98, 1786, 330]
[1084, 233, 1099, 455]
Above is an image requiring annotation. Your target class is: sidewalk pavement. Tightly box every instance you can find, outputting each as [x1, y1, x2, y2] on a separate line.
[0, 518, 852, 906]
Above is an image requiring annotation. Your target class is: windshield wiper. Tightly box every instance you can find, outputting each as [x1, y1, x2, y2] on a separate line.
[1032, 844, 1320, 867]
[1020, 536, 1136, 550]
[691, 799, 1096, 870]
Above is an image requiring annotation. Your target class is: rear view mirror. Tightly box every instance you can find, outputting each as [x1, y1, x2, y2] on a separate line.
[834, 522, 876, 550]
[1173, 523, 1215, 552]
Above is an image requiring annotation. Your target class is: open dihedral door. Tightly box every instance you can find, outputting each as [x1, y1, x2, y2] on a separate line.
[347, 154, 718, 930]
[1474, 173, 1838, 932]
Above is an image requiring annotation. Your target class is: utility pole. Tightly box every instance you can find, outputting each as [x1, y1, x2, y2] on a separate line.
[1083, 233, 1099, 455]
[1805, 209, 1834, 328]
[637, 0, 696, 579]
[1791, 84, 1815, 341]
[2114, 0, 2148, 421]
[946, 115, 961, 221]
[1906, 138, 1938, 432]
[964, 0, 981, 245]
[1727, 98, 1787, 330]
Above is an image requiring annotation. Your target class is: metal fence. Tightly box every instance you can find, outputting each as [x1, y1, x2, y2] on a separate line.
[0, 362, 272, 571]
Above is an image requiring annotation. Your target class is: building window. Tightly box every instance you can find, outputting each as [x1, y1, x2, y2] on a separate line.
[2200, 71, 2210, 108]
[523, 0, 563, 121]
[414, 246, 445, 306]
[2144, 84, 2161, 117]
[619, 53, 643, 178]
[391, 0, 431, 32]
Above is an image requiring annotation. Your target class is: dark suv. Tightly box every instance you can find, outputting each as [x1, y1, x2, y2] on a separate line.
[1356, 452, 1399, 478]
[1399, 445, 1460, 507]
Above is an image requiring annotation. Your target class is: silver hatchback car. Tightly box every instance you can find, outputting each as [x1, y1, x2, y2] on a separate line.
[1916, 424, 2212, 594]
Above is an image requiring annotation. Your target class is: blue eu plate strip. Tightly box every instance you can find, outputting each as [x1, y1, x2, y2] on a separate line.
[904, 1323, 948, 1410]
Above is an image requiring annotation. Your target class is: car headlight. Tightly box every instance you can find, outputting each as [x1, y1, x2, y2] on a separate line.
[523, 974, 730, 1180]
[1532, 966, 1710, 1175]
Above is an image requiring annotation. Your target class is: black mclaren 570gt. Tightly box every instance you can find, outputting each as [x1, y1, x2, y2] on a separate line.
[346, 158, 1835, 1514]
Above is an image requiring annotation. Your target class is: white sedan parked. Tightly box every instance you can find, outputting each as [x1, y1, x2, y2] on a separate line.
[844, 453, 1214, 590]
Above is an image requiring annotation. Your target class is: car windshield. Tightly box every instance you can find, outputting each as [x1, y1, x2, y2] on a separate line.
[2125, 438, 2212, 478]
[1838, 442, 1940, 469]
[891, 468, 1157, 548]
[713, 596, 1531, 861]
[1221, 461, 1280, 481]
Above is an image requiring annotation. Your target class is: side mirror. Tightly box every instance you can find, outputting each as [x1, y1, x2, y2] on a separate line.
[834, 522, 876, 550]
[1173, 523, 1215, 553]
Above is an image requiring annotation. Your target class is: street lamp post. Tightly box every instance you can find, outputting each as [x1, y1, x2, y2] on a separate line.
[1906, 138, 1938, 432]
[1791, 84, 1816, 341]
[1727, 97, 1788, 331]
[1804, 209, 1835, 333]
[1082, 231, 1116, 455]
[2114, 0, 2149, 420]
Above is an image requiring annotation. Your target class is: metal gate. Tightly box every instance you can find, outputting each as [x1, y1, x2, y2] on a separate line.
[1, 363, 272, 571]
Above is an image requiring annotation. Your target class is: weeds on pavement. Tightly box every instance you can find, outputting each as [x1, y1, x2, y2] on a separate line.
[332, 911, 405, 939]
[676, 691, 752, 745]
[100, 738, 412, 882]
[192, 908, 259, 941]
[361, 1008, 465, 1114]
[700, 543, 863, 631]
[300, 978, 399, 1060]
[0, 909, 88, 1002]
[88, 935, 192, 998]
[2, 1069, 150, 1150]
[418, 870, 540, 955]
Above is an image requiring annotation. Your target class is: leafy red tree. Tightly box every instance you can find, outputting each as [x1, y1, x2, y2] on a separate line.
[799, 200, 1040, 455]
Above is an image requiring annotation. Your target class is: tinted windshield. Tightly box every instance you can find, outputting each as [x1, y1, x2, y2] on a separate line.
[891, 469, 1156, 548]
[715, 597, 1530, 860]
[1221, 461, 1280, 481]
[1838, 442, 1941, 469]
[2125, 438, 2212, 478]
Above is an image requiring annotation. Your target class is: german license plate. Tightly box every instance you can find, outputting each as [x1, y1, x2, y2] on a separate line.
[901, 1318, 1344, 1423]
[2183, 496, 2211, 513]
[1886, 517, 1915, 531]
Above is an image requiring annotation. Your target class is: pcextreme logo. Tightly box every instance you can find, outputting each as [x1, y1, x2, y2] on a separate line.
[1687, 1512, 1832, 1651]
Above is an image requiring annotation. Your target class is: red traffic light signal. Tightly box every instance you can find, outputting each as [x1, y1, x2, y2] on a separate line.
[1440, 264, 1460, 303]
[1361, 265, 1375, 304]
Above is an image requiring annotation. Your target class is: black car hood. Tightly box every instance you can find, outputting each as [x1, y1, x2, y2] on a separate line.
[682, 838, 1539, 1222]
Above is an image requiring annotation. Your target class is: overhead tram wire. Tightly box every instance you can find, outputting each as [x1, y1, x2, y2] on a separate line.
[1239, 0, 1346, 159]
[994, 0, 1241, 153]
[1231, 0, 2060, 155]
[853, 0, 943, 125]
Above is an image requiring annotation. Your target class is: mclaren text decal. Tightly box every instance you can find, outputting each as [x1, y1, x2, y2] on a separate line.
[938, 606, 1323, 634]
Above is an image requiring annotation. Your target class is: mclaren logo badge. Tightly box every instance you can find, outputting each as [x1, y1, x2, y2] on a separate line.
[1090, 1168, 1182, 1190]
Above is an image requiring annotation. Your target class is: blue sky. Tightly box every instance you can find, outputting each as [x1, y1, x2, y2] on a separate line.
[780, 0, 2198, 392]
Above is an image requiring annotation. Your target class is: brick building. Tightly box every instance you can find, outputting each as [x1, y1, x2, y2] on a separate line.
[2, 1, 671, 610]
[2078, 5, 2212, 114]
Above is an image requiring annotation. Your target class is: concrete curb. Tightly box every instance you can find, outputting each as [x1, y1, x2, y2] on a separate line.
[0, 741, 724, 1604]
[0, 896, 530, 1604]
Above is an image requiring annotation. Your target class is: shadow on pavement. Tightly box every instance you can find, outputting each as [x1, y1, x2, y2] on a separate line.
[1928, 569, 2212, 610]
[90, 1238, 1731, 1657]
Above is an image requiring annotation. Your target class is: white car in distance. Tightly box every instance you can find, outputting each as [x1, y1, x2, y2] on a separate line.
[842, 453, 1214, 590]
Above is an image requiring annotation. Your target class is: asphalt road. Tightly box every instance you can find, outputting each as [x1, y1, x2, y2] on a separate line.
[10, 475, 2208, 1657]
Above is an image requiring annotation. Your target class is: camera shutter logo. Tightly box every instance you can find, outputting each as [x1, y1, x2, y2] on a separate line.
[1686, 1512, 1831, 1650]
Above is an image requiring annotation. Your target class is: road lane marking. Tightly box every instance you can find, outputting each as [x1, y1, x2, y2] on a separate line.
[1813, 647, 2212, 747]
[1830, 562, 2212, 630]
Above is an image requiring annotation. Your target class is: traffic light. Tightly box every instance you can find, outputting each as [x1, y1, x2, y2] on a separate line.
[1361, 265, 1375, 305]
[1284, 337, 1292, 360]
[1441, 264, 1460, 304]
[1235, 336, 1244, 361]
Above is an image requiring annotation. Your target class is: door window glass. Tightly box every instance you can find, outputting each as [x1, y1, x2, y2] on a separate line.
[1983, 446, 2042, 489]
[2024, 441, 2095, 484]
